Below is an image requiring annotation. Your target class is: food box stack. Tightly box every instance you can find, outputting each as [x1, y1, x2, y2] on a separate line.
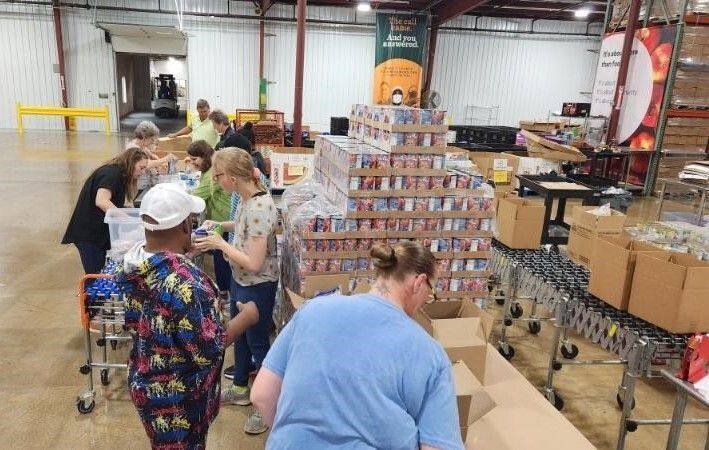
[280, 105, 496, 299]
[661, 117, 709, 153]
[672, 26, 709, 109]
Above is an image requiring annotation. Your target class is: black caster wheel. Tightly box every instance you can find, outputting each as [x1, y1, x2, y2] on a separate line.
[549, 391, 564, 411]
[560, 344, 579, 359]
[616, 393, 636, 410]
[528, 321, 541, 335]
[498, 345, 515, 361]
[553, 360, 563, 371]
[76, 398, 95, 414]
[510, 303, 523, 319]
[504, 318, 513, 327]
[79, 365, 91, 375]
[100, 369, 110, 386]
[96, 338, 106, 347]
[110, 341, 118, 351]
[625, 420, 638, 432]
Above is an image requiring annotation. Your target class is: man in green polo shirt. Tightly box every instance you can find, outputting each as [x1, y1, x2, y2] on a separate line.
[169, 98, 220, 148]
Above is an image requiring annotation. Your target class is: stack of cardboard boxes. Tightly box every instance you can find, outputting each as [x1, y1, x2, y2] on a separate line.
[588, 233, 709, 333]
[567, 206, 627, 268]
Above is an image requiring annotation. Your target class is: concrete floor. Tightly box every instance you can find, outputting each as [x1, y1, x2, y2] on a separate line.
[0, 130, 706, 449]
[119, 110, 187, 135]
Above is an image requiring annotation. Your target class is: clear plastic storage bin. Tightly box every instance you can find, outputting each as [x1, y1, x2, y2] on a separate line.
[104, 208, 145, 258]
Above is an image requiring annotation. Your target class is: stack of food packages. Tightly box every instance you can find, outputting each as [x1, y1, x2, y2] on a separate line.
[625, 221, 709, 261]
[280, 105, 496, 299]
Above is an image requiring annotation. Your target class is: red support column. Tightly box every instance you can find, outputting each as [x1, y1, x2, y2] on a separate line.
[259, 19, 265, 79]
[605, 0, 643, 144]
[293, 0, 306, 147]
[423, 24, 439, 95]
[52, 0, 69, 130]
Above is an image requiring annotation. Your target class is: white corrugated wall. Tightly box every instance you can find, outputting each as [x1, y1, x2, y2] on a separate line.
[0, 1, 600, 132]
[0, 3, 60, 130]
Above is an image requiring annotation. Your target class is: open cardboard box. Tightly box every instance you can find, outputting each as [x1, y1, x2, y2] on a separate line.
[414, 300, 494, 382]
[628, 252, 709, 333]
[572, 205, 626, 233]
[284, 274, 351, 310]
[588, 235, 665, 311]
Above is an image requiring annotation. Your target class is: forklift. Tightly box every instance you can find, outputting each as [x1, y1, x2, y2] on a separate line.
[152, 73, 179, 118]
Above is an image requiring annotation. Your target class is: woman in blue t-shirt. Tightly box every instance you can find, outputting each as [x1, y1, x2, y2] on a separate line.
[251, 241, 464, 450]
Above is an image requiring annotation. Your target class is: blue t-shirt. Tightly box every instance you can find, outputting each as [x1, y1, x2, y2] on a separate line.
[263, 293, 463, 450]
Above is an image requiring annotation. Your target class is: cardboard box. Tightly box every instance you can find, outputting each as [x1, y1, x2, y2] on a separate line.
[628, 252, 709, 333]
[495, 196, 545, 249]
[458, 344, 595, 449]
[572, 205, 627, 233]
[468, 152, 520, 184]
[452, 361, 496, 441]
[465, 406, 595, 450]
[156, 135, 191, 154]
[270, 147, 315, 189]
[284, 274, 351, 310]
[588, 235, 665, 310]
[414, 301, 493, 381]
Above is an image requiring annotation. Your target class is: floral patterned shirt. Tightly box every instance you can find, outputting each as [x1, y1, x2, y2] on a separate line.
[115, 251, 225, 448]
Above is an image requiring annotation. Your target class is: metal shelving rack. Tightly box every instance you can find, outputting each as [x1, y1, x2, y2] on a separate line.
[641, 0, 709, 194]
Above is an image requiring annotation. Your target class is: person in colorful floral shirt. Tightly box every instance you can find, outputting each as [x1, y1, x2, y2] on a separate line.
[115, 183, 259, 449]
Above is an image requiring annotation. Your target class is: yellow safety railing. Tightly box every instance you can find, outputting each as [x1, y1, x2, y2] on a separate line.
[186, 110, 236, 127]
[16, 102, 111, 135]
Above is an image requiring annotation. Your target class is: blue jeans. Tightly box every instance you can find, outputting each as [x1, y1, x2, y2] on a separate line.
[229, 279, 277, 387]
[212, 234, 232, 292]
[74, 241, 107, 274]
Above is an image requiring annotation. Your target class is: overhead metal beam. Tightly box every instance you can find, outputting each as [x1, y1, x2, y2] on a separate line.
[431, 0, 492, 26]
[471, 8, 603, 19]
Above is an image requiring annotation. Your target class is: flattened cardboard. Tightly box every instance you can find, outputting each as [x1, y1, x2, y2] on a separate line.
[452, 361, 496, 441]
[156, 135, 191, 154]
[588, 235, 665, 310]
[495, 196, 545, 249]
[465, 407, 595, 450]
[628, 252, 709, 333]
[572, 205, 627, 233]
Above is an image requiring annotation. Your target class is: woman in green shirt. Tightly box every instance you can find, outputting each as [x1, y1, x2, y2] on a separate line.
[185, 140, 232, 296]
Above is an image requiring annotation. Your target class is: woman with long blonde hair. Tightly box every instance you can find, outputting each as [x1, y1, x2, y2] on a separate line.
[194, 147, 278, 435]
[62, 147, 150, 274]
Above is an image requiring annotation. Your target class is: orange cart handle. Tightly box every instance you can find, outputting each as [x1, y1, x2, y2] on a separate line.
[78, 274, 113, 329]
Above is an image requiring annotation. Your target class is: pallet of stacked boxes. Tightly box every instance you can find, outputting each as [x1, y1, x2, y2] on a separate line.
[281, 104, 495, 302]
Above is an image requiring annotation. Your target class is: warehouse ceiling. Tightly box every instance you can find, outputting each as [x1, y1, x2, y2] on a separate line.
[274, 0, 607, 22]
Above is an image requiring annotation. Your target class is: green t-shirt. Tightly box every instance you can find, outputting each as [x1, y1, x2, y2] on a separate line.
[191, 115, 219, 148]
[190, 168, 231, 222]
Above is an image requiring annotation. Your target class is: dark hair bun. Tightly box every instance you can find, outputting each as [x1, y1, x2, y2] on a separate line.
[371, 245, 397, 270]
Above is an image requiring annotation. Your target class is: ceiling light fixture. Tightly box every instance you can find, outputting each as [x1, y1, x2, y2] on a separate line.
[357, 2, 372, 12]
[574, 8, 591, 18]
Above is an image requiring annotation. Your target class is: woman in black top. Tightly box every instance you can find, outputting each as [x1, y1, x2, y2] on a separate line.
[62, 147, 150, 274]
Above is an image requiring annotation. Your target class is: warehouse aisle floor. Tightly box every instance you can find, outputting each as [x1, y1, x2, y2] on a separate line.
[0, 130, 705, 450]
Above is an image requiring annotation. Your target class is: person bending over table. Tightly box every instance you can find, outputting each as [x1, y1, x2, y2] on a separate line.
[251, 241, 464, 450]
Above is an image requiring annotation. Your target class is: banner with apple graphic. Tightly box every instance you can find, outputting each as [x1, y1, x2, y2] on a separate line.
[590, 25, 676, 185]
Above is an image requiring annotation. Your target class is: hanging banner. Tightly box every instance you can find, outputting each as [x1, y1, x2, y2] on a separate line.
[373, 13, 429, 107]
[591, 25, 677, 149]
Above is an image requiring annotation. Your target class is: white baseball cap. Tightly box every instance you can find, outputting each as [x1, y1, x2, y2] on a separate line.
[140, 183, 205, 231]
